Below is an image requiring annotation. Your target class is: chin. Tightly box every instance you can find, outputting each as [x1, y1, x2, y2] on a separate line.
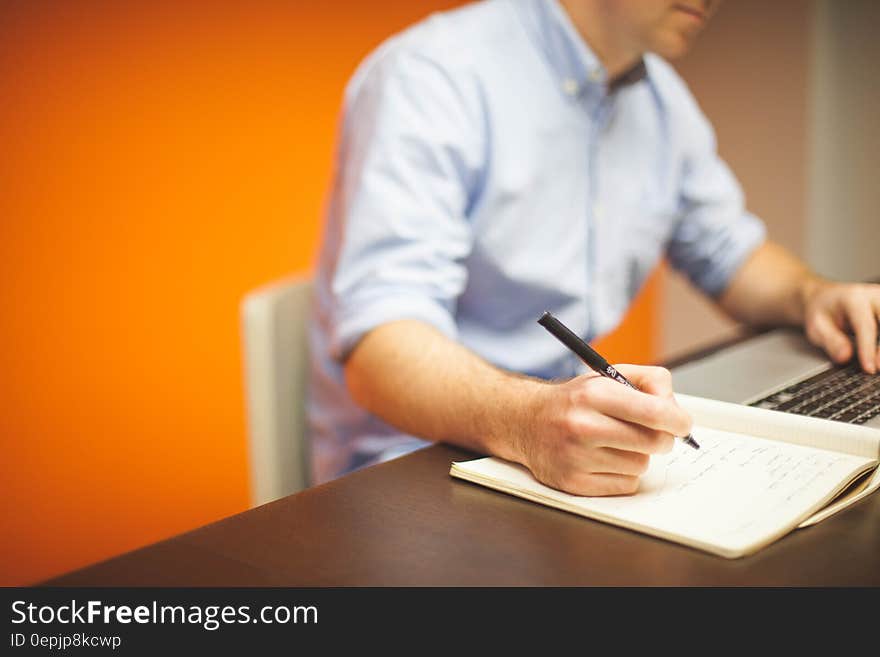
[649, 34, 696, 60]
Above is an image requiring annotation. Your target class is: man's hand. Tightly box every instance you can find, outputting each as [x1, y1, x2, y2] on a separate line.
[802, 280, 880, 374]
[345, 321, 691, 498]
[521, 365, 691, 496]
[718, 241, 880, 374]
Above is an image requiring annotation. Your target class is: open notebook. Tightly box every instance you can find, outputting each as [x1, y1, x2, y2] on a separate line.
[450, 394, 880, 559]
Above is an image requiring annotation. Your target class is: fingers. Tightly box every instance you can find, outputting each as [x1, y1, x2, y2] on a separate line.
[614, 364, 675, 399]
[536, 368, 689, 498]
[875, 297, 880, 372]
[807, 312, 853, 364]
[843, 292, 878, 374]
[566, 405, 675, 455]
[531, 433, 651, 496]
[591, 447, 652, 476]
[804, 282, 880, 373]
[582, 375, 692, 439]
[552, 472, 641, 497]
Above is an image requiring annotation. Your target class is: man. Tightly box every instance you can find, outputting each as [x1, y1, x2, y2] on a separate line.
[307, 0, 880, 494]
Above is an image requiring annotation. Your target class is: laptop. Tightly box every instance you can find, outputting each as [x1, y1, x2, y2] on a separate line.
[670, 328, 880, 429]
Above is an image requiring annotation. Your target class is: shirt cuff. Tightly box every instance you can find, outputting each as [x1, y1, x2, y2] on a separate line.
[330, 293, 459, 362]
[691, 213, 767, 298]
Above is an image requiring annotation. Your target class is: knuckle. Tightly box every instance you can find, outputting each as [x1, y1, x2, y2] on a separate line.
[558, 469, 595, 496]
[570, 376, 604, 406]
[569, 383, 590, 406]
[573, 474, 641, 497]
[847, 288, 868, 310]
[620, 476, 640, 495]
[556, 411, 579, 436]
[587, 377, 614, 402]
[566, 414, 597, 441]
[574, 475, 605, 497]
[562, 381, 587, 410]
[550, 409, 575, 438]
[633, 452, 650, 475]
[651, 366, 673, 384]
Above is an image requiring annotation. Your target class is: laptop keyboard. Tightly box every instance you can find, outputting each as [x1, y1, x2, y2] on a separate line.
[750, 362, 880, 425]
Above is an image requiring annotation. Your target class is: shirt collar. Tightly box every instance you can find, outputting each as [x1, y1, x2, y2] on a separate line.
[516, 0, 648, 97]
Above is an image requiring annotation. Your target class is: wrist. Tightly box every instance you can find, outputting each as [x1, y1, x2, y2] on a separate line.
[481, 374, 550, 465]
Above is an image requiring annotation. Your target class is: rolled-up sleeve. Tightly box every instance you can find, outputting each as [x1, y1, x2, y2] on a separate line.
[326, 43, 485, 362]
[666, 93, 767, 298]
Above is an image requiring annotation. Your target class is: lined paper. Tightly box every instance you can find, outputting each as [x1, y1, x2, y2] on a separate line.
[452, 426, 875, 557]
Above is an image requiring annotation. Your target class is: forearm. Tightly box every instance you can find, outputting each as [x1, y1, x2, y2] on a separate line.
[717, 240, 823, 327]
[343, 319, 543, 462]
[343, 319, 692, 496]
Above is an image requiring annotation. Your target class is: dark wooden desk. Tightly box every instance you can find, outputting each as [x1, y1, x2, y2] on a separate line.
[45, 332, 880, 586]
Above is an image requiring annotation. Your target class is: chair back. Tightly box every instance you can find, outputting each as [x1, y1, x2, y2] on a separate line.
[241, 277, 313, 506]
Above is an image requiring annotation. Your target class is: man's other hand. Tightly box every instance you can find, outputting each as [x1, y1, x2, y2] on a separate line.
[802, 281, 880, 374]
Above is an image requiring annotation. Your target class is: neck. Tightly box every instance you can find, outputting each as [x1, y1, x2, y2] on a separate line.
[559, 0, 643, 80]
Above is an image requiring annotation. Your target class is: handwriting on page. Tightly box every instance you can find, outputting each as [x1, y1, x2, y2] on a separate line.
[581, 428, 863, 545]
[649, 439, 843, 502]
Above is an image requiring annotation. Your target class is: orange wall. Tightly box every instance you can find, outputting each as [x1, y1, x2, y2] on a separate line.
[0, 0, 659, 585]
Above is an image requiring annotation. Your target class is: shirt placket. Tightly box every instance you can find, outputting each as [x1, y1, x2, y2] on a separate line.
[582, 83, 615, 376]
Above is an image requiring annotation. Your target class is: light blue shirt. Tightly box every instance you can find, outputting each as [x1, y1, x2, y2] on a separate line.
[307, 0, 766, 484]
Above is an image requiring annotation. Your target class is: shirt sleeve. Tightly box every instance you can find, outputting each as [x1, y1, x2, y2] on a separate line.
[665, 89, 767, 298]
[325, 42, 485, 362]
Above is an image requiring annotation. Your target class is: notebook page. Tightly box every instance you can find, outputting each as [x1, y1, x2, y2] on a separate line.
[799, 467, 880, 527]
[452, 428, 875, 558]
[676, 394, 880, 459]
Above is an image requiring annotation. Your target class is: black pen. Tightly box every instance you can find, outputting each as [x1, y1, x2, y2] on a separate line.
[537, 311, 700, 450]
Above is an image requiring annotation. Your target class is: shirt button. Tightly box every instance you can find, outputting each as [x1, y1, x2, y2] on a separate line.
[589, 68, 602, 82]
[562, 78, 579, 96]
[593, 203, 604, 220]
